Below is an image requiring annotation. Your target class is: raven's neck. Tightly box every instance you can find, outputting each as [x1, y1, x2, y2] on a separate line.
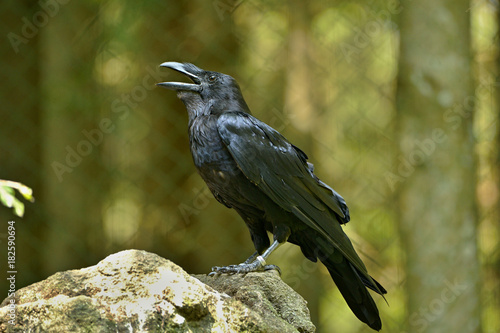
[208, 96, 251, 115]
[188, 114, 234, 172]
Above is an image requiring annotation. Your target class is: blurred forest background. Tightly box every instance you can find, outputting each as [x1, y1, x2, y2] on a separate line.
[0, 0, 499, 332]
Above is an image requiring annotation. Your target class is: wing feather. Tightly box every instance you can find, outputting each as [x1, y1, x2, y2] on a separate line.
[216, 111, 379, 283]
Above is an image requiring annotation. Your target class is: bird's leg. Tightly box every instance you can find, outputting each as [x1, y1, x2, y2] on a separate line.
[242, 251, 259, 264]
[209, 240, 282, 276]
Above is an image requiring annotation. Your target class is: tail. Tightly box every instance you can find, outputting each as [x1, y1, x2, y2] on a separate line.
[320, 254, 385, 331]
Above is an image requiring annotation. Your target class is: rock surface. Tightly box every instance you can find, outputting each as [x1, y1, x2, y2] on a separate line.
[0, 250, 315, 332]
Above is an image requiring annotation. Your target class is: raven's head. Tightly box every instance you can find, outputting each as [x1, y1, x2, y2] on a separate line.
[157, 62, 250, 117]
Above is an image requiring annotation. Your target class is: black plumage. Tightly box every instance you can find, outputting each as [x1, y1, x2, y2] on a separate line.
[157, 62, 386, 330]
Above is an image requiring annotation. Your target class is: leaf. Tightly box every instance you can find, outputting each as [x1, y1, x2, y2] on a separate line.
[0, 186, 15, 208]
[0, 180, 35, 217]
[13, 199, 25, 217]
[18, 183, 34, 202]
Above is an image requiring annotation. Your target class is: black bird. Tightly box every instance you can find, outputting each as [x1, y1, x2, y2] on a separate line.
[157, 62, 386, 330]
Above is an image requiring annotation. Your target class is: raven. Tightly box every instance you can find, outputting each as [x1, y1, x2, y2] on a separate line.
[157, 62, 386, 330]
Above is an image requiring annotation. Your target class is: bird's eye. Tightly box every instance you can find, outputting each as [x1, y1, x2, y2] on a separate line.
[208, 75, 217, 83]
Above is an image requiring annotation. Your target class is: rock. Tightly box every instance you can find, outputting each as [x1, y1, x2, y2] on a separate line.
[0, 250, 315, 333]
[195, 273, 315, 333]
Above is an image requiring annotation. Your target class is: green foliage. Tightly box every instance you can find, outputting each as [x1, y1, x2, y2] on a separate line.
[0, 179, 34, 217]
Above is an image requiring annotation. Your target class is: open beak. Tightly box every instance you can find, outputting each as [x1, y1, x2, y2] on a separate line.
[157, 62, 202, 92]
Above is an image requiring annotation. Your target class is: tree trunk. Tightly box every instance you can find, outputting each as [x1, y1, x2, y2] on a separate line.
[396, 0, 481, 332]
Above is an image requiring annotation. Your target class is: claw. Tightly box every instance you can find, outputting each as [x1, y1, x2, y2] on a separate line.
[208, 242, 284, 276]
[264, 264, 281, 276]
[208, 259, 281, 276]
[208, 270, 220, 277]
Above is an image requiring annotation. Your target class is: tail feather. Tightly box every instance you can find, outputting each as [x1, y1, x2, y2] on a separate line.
[320, 255, 383, 331]
[357, 268, 387, 295]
